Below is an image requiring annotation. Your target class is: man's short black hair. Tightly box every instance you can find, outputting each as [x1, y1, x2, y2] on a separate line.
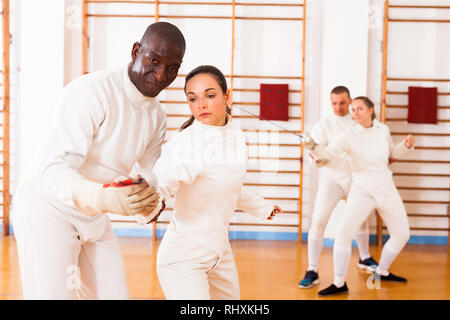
[330, 86, 351, 99]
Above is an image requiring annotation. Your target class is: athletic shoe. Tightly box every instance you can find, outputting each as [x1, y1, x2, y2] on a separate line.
[375, 272, 407, 283]
[318, 283, 349, 297]
[297, 270, 319, 289]
[357, 257, 378, 272]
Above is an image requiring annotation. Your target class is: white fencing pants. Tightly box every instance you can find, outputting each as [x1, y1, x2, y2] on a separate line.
[333, 182, 410, 282]
[13, 183, 130, 300]
[307, 176, 369, 270]
[157, 223, 240, 300]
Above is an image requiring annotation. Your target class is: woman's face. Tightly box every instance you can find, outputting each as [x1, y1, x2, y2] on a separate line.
[351, 99, 373, 127]
[185, 73, 229, 126]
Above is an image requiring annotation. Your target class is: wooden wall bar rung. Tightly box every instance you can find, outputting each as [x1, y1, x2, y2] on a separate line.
[403, 200, 450, 205]
[391, 132, 449, 137]
[246, 142, 301, 147]
[383, 226, 450, 232]
[247, 169, 299, 174]
[87, 14, 303, 21]
[235, 88, 302, 93]
[244, 183, 299, 187]
[160, 100, 302, 106]
[165, 87, 303, 94]
[248, 156, 301, 161]
[236, 115, 302, 119]
[166, 113, 302, 120]
[229, 222, 298, 228]
[166, 127, 303, 134]
[389, 5, 450, 9]
[408, 213, 450, 218]
[389, 19, 450, 23]
[414, 146, 450, 151]
[386, 118, 450, 122]
[87, 1, 303, 7]
[386, 104, 450, 109]
[396, 186, 450, 191]
[234, 102, 302, 106]
[241, 129, 302, 134]
[396, 159, 450, 164]
[230, 75, 303, 80]
[112, 220, 300, 228]
[387, 90, 450, 95]
[266, 197, 299, 201]
[394, 172, 450, 178]
[387, 77, 450, 82]
[170, 73, 302, 80]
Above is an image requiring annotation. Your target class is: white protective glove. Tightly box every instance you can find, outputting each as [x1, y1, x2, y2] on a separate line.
[134, 173, 165, 225]
[308, 152, 328, 167]
[72, 176, 159, 217]
[301, 132, 317, 150]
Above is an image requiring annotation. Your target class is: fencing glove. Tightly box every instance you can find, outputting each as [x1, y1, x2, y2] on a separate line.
[72, 176, 159, 217]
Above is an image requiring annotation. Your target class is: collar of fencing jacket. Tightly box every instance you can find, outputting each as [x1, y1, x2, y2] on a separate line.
[192, 115, 234, 134]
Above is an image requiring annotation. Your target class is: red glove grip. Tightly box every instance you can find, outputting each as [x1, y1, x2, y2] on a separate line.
[103, 179, 136, 188]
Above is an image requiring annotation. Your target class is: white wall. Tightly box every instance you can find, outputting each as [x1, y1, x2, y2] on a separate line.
[13, 0, 65, 185]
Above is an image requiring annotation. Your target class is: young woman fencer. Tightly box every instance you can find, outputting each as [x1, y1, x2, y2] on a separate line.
[147, 65, 282, 300]
[303, 96, 415, 296]
[298, 86, 377, 290]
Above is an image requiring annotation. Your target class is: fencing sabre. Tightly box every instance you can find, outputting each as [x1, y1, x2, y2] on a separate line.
[231, 105, 313, 139]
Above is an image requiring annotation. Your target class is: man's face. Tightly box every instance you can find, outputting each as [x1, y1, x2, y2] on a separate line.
[129, 35, 184, 97]
[330, 92, 351, 117]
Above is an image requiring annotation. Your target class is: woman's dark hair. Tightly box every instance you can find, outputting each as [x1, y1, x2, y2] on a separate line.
[180, 65, 231, 131]
[353, 96, 376, 120]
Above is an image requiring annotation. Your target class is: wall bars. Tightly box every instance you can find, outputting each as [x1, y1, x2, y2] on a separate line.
[379, 0, 450, 245]
[81, 0, 307, 242]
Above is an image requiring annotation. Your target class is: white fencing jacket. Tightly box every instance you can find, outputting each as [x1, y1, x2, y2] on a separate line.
[35, 66, 167, 215]
[153, 119, 275, 254]
[312, 120, 413, 189]
[310, 112, 354, 190]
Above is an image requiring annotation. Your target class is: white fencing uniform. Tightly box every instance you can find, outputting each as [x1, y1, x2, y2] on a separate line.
[306, 113, 370, 271]
[13, 66, 167, 299]
[312, 120, 412, 285]
[154, 120, 274, 300]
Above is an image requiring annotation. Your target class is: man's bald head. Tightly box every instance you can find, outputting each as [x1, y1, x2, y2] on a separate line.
[129, 22, 186, 97]
[140, 21, 186, 53]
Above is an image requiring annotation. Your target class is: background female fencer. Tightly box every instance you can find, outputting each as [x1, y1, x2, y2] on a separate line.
[298, 86, 377, 290]
[303, 96, 415, 296]
[151, 65, 282, 300]
[12, 22, 185, 299]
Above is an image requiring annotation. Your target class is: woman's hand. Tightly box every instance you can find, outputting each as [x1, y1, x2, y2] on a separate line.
[268, 205, 282, 220]
[404, 134, 415, 148]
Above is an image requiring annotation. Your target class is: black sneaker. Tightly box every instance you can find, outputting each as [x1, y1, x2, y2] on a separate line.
[375, 272, 407, 283]
[297, 270, 319, 289]
[318, 283, 349, 297]
[357, 257, 378, 272]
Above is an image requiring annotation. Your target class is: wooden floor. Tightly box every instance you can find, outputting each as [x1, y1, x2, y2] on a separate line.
[0, 235, 449, 300]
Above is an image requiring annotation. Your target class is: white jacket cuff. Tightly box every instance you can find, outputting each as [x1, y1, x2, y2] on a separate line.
[71, 177, 103, 216]
[392, 141, 414, 159]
